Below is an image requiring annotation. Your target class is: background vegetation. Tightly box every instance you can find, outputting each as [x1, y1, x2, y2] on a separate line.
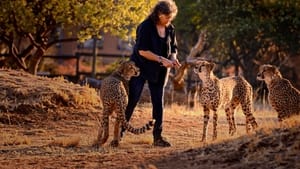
[0, 0, 299, 88]
[174, 0, 300, 89]
[0, 0, 156, 74]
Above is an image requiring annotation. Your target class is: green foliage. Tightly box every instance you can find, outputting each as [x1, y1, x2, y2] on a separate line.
[0, 0, 155, 40]
[0, 0, 156, 74]
[173, 0, 300, 88]
[173, 0, 201, 58]
[180, 0, 300, 58]
[175, 0, 300, 54]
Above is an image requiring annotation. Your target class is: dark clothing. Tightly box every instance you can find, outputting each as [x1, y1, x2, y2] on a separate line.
[125, 75, 165, 138]
[125, 17, 177, 139]
[130, 17, 177, 84]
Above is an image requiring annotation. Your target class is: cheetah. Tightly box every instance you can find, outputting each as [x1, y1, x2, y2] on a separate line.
[257, 64, 300, 121]
[98, 60, 154, 147]
[193, 60, 258, 141]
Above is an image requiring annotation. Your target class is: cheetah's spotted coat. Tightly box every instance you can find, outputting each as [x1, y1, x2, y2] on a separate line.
[97, 61, 154, 147]
[194, 60, 258, 141]
[257, 64, 300, 121]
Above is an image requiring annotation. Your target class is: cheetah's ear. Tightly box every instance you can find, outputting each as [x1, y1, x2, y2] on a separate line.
[273, 66, 282, 78]
[117, 61, 127, 74]
[208, 62, 216, 72]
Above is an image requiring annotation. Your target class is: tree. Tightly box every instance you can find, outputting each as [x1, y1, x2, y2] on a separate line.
[173, 0, 202, 61]
[0, 0, 156, 74]
[174, 0, 300, 86]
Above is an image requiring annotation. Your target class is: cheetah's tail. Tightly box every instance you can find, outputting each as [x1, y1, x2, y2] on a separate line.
[124, 119, 155, 135]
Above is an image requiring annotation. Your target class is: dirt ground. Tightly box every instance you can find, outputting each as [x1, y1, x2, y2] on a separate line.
[0, 69, 299, 169]
[1, 105, 299, 169]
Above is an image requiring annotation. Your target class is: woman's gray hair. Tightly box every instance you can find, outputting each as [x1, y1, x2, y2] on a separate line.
[149, 0, 178, 24]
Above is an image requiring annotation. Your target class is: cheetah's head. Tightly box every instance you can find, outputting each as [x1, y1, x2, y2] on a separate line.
[193, 60, 215, 79]
[257, 64, 282, 84]
[117, 60, 140, 80]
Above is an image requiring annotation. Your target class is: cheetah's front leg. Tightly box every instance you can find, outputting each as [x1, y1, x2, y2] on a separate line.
[201, 106, 210, 142]
[110, 117, 121, 147]
[97, 113, 109, 146]
[212, 109, 218, 140]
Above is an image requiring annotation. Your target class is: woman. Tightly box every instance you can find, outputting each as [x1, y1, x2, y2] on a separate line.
[124, 0, 180, 147]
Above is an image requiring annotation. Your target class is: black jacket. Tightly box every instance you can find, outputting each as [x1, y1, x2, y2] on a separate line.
[130, 17, 177, 84]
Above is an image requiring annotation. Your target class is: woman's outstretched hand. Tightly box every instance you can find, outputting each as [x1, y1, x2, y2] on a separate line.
[161, 57, 180, 68]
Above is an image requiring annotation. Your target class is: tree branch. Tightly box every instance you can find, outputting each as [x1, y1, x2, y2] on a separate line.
[172, 31, 208, 89]
[186, 31, 207, 63]
[27, 33, 42, 48]
[20, 44, 34, 60]
[9, 42, 27, 70]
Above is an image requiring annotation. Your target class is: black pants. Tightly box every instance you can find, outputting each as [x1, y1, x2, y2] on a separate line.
[125, 75, 165, 139]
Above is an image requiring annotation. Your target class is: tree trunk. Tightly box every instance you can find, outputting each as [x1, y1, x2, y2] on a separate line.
[229, 41, 240, 76]
[27, 48, 45, 75]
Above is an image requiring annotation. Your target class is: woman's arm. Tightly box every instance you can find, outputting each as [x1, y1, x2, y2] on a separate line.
[139, 50, 174, 68]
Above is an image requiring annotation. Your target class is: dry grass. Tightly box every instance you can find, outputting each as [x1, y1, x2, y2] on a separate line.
[1, 132, 31, 146]
[0, 68, 100, 123]
[0, 68, 100, 108]
[48, 137, 81, 148]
